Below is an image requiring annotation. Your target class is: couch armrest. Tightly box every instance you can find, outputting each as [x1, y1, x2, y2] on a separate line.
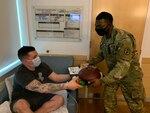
[0, 85, 9, 104]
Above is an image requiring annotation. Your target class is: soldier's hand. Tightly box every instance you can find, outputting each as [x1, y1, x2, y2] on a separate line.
[80, 61, 89, 69]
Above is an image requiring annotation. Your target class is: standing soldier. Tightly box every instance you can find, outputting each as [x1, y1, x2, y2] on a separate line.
[88, 12, 146, 113]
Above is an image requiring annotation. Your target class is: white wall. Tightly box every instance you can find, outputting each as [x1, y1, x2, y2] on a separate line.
[141, 1, 150, 58]
[26, 0, 92, 57]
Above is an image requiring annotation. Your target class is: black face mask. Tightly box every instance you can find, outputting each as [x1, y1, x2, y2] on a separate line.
[95, 28, 106, 36]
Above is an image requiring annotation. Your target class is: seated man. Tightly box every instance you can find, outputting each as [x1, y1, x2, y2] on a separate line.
[10, 46, 82, 113]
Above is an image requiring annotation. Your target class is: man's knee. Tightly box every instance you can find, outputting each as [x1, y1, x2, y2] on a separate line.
[41, 95, 64, 112]
[52, 95, 64, 105]
[13, 99, 30, 112]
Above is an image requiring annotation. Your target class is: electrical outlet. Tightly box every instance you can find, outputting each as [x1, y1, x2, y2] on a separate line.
[46, 50, 50, 53]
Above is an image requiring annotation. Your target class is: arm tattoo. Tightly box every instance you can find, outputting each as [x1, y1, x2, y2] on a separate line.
[26, 80, 65, 93]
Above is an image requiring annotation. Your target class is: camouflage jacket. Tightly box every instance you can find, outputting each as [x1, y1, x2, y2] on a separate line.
[89, 27, 143, 85]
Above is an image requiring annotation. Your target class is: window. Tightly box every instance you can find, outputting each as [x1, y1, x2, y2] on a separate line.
[0, 0, 23, 76]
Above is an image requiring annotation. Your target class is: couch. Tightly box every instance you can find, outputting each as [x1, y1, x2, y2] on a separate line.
[0, 55, 77, 113]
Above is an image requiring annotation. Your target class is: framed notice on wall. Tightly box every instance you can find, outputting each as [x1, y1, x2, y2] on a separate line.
[32, 6, 82, 41]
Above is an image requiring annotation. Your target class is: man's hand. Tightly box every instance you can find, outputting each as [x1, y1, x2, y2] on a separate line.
[67, 77, 83, 90]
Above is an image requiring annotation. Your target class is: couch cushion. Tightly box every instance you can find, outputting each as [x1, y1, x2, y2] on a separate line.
[0, 85, 9, 104]
[40, 56, 73, 74]
[5, 75, 14, 102]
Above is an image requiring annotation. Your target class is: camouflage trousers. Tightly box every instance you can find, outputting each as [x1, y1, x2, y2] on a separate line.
[103, 79, 146, 113]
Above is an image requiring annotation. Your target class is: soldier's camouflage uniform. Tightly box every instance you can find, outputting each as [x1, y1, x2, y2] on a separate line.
[89, 27, 146, 113]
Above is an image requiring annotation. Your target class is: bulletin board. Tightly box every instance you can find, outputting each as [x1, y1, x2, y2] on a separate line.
[32, 6, 82, 41]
